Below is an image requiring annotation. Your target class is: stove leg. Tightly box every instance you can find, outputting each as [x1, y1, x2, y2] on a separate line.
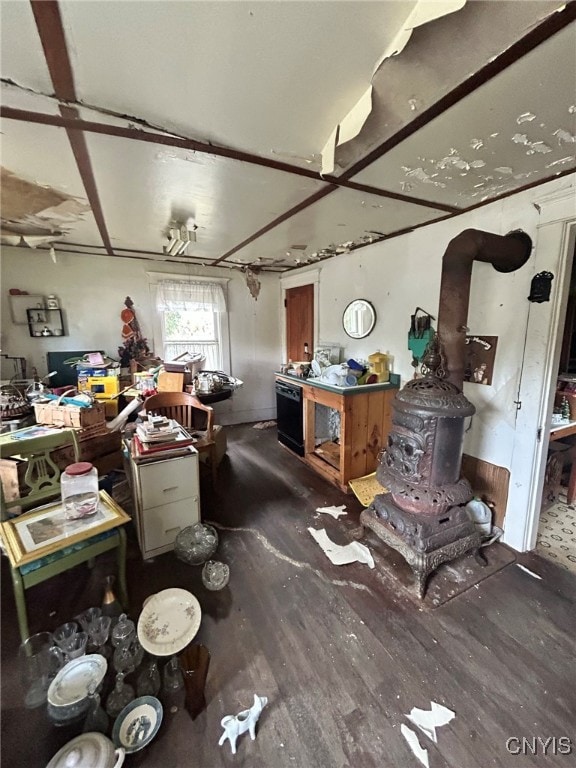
[414, 567, 430, 599]
[350, 523, 365, 541]
[474, 548, 487, 567]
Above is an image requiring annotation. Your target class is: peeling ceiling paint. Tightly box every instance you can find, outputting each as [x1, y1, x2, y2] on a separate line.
[0, 167, 91, 237]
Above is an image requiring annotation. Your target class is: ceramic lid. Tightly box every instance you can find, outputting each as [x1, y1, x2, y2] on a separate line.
[46, 733, 125, 768]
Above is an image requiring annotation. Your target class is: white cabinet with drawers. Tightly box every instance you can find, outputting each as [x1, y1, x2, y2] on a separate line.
[130, 449, 200, 559]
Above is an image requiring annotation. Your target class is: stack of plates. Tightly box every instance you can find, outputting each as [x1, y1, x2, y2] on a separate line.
[47, 654, 107, 726]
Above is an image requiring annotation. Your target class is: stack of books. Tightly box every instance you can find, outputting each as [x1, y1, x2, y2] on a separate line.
[131, 416, 197, 463]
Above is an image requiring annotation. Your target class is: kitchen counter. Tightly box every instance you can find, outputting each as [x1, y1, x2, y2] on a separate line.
[274, 371, 400, 395]
[274, 371, 399, 493]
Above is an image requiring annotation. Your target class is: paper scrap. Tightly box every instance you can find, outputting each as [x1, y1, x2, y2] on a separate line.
[406, 701, 455, 744]
[315, 505, 347, 519]
[401, 724, 429, 768]
[308, 527, 374, 568]
[516, 564, 542, 580]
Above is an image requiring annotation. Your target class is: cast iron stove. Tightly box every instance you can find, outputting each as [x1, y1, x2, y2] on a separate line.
[358, 339, 484, 597]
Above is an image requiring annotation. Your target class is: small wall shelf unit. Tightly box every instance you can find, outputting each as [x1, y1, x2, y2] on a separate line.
[26, 308, 65, 338]
[9, 294, 45, 325]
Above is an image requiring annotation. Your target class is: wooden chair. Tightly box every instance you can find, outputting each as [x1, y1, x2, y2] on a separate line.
[0, 428, 129, 641]
[142, 392, 218, 487]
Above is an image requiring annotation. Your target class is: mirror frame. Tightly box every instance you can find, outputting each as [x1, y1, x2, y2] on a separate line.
[342, 299, 376, 339]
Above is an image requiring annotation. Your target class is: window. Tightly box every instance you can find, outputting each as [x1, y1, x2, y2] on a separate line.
[154, 279, 228, 371]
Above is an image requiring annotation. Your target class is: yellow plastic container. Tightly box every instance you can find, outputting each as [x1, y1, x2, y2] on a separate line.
[368, 352, 390, 383]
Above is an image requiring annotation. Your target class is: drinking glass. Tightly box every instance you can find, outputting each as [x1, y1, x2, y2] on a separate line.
[53, 622, 79, 653]
[18, 632, 65, 708]
[64, 631, 88, 660]
[113, 636, 144, 675]
[76, 606, 102, 635]
[89, 615, 112, 657]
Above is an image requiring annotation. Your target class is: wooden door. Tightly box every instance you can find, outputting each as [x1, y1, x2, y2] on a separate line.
[286, 284, 314, 363]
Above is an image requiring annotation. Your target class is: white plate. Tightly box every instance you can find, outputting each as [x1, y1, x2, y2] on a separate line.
[47, 654, 107, 708]
[311, 359, 321, 377]
[137, 588, 201, 656]
[112, 696, 163, 753]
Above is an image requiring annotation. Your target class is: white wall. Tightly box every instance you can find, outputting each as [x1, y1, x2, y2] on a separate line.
[0, 250, 279, 425]
[289, 173, 576, 545]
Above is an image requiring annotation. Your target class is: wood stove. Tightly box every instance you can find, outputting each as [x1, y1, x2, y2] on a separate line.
[357, 228, 533, 597]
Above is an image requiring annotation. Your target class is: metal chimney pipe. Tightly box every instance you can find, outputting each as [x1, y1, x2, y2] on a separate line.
[437, 228, 532, 389]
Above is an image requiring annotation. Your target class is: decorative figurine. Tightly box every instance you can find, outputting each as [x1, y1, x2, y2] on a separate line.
[218, 694, 268, 754]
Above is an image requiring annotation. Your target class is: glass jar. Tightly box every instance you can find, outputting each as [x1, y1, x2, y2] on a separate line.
[61, 462, 99, 520]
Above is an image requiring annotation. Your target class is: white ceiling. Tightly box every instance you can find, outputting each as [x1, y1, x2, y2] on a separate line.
[1, 0, 575, 271]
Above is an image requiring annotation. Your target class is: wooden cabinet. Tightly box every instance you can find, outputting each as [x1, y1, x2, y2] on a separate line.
[129, 450, 200, 559]
[276, 375, 397, 493]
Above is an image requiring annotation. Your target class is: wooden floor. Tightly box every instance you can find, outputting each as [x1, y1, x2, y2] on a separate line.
[2, 423, 575, 767]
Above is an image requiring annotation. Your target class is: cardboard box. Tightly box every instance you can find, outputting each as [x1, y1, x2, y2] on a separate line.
[78, 375, 120, 399]
[34, 399, 106, 428]
[157, 371, 184, 392]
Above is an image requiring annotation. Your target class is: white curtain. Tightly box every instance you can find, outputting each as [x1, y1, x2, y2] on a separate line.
[155, 280, 226, 312]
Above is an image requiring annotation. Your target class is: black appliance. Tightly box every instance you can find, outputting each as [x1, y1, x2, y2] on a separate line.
[275, 379, 304, 456]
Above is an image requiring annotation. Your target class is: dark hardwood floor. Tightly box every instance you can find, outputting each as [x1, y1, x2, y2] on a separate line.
[1, 423, 575, 767]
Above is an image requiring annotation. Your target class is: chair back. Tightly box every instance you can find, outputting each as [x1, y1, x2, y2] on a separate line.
[143, 392, 214, 439]
[0, 429, 79, 520]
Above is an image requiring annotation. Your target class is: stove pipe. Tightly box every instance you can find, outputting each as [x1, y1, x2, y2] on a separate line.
[438, 228, 532, 388]
[376, 228, 532, 518]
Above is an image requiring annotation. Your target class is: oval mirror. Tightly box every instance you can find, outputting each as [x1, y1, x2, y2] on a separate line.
[342, 299, 376, 339]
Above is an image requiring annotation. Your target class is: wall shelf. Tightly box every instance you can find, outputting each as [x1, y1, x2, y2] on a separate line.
[26, 308, 65, 338]
[9, 295, 46, 325]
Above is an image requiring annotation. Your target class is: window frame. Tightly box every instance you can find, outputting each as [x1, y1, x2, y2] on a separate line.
[147, 272, 231, 373]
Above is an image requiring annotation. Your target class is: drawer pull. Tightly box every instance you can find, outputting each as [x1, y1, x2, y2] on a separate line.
[162, 486, 179, 493]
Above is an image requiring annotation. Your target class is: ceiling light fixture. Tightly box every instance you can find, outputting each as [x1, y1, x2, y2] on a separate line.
[163, 221, 198, 257]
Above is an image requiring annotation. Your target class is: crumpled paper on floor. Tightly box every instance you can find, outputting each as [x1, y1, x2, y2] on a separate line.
[406, 701, 455, 743]
[315, 505, 347, 519]
[401, 724, 429, 768]
[308, 527, 374, 568]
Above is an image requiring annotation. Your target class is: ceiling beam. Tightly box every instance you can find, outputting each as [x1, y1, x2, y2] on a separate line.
[6, 1, 574, 267]
[0, 102, 457, 214]
[29, 0, 114, 256]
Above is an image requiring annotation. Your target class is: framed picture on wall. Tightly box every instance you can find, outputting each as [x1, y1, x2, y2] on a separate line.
[464, 335, 498, 385]
[314, 343, 340, 368]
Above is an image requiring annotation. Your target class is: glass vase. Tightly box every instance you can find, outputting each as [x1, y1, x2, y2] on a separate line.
[105, 673, 134, 719]
[137, 659, 161, 697]
[83, 682, 109, 734]
[101, 575, 123, 622]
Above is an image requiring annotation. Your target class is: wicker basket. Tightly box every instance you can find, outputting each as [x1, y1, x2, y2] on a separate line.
[33, 390, 105, 428]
